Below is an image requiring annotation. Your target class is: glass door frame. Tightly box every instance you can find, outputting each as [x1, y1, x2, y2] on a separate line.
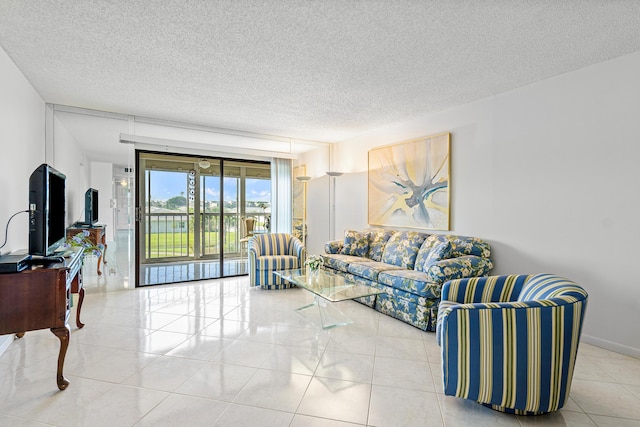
[135, 150, 271, 287]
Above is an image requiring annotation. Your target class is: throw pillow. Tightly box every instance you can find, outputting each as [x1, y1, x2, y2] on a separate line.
[424, 240, 452, 266]
[381, 231, 428, 269]
[340, 230, 369, 257]
[415, 236, 452, 272]
[367, 229, 393, 262]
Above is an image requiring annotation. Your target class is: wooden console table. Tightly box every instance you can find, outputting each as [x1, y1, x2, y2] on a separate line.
[0, 247, 84, 390]
[66, 224, 107, 275]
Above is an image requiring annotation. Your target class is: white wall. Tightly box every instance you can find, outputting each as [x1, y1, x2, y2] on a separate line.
[0, 49, 46, 252]
[0, 49, 93, 354]
[306, 175, 331, 255]
[329, 50, 640, 357]
[297, 147, 331, 255]
[0, 48, 46, 353]
[90, 162, 114, 239]
[52, 115, 89, 225]
[51, 118, 115, 237]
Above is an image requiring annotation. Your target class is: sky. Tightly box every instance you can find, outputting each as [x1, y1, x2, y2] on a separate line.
[149, 171, 270, 202]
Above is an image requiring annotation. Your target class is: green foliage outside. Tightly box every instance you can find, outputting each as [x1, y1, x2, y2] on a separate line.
[165, 195, 187, 210]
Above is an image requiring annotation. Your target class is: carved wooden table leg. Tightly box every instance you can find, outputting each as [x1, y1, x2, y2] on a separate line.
[70, 268, 85, 329]
[76, 287, 85, 329]
[50, 326, 70, 390]
[96, 232, 107, 275]
[97, 252, 103, 276]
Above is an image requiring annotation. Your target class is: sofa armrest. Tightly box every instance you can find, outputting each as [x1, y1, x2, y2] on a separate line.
[324, 240, 343, 254]
[441, 274, 532, 304]
[425, 255, 493, 286]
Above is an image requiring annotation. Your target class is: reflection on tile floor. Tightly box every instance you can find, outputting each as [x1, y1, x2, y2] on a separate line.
[141, 259, 249, 286]
[1, 242, 640, 426]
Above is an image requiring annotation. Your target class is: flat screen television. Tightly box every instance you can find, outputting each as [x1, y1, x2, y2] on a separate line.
[84, 188, 98, 225]
[29, 164, 66, 256]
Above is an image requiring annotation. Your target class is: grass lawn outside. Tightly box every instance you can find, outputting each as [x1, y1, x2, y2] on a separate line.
[145, 231, 241, 258]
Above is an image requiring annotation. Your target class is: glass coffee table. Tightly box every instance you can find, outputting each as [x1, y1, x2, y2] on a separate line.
[273, 268, 384, 329]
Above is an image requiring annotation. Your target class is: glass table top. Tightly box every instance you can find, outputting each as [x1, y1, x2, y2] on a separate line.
[273, 268, 384, 302]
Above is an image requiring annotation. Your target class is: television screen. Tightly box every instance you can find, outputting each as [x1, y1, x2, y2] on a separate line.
[29, 164, 66, 256]
[85, 188, 98, 224]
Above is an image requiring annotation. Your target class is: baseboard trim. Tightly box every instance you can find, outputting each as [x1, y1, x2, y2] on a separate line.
[581, 334, 640, 359]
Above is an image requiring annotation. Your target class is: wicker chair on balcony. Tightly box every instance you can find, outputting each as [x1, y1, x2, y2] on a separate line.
[248, 233, 306, 289]
[239, 217, 255, 259]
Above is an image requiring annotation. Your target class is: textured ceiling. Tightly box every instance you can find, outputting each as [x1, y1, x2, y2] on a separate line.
[2, 0, 640, 147]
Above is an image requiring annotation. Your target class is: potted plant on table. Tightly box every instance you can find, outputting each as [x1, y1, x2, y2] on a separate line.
[65, 230, 103, 259]
[305, 254, 323, 274]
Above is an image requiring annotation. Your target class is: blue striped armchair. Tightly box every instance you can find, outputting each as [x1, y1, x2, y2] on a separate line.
[436, 274, 588, 415]
[248, 233, 306, 289]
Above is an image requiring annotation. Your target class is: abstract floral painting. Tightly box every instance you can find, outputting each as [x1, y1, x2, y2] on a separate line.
[368, 133, 450, 230]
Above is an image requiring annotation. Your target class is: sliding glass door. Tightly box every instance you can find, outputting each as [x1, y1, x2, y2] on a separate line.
[136, 151, 270, 286]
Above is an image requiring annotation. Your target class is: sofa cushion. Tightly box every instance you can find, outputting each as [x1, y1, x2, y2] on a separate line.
[414, 236, 452, 272]
[425, 255, 493, 284]
[340, 230, 370, 257]
[347, 261, 404, 281]
[322, 253, 368, 273]
[381, 231, 428, 269]
[378, 270, 441, 299]
[366, 228, 394, 262]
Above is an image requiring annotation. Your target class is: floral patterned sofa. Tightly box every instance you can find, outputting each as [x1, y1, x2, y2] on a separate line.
[322, 229, 493, 331]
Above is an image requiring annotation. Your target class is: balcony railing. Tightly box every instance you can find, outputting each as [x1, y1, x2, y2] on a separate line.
[144, 211, 270, 260]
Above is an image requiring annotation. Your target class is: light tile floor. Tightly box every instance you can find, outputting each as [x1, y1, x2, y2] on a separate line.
[1, 249, 640, 426]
